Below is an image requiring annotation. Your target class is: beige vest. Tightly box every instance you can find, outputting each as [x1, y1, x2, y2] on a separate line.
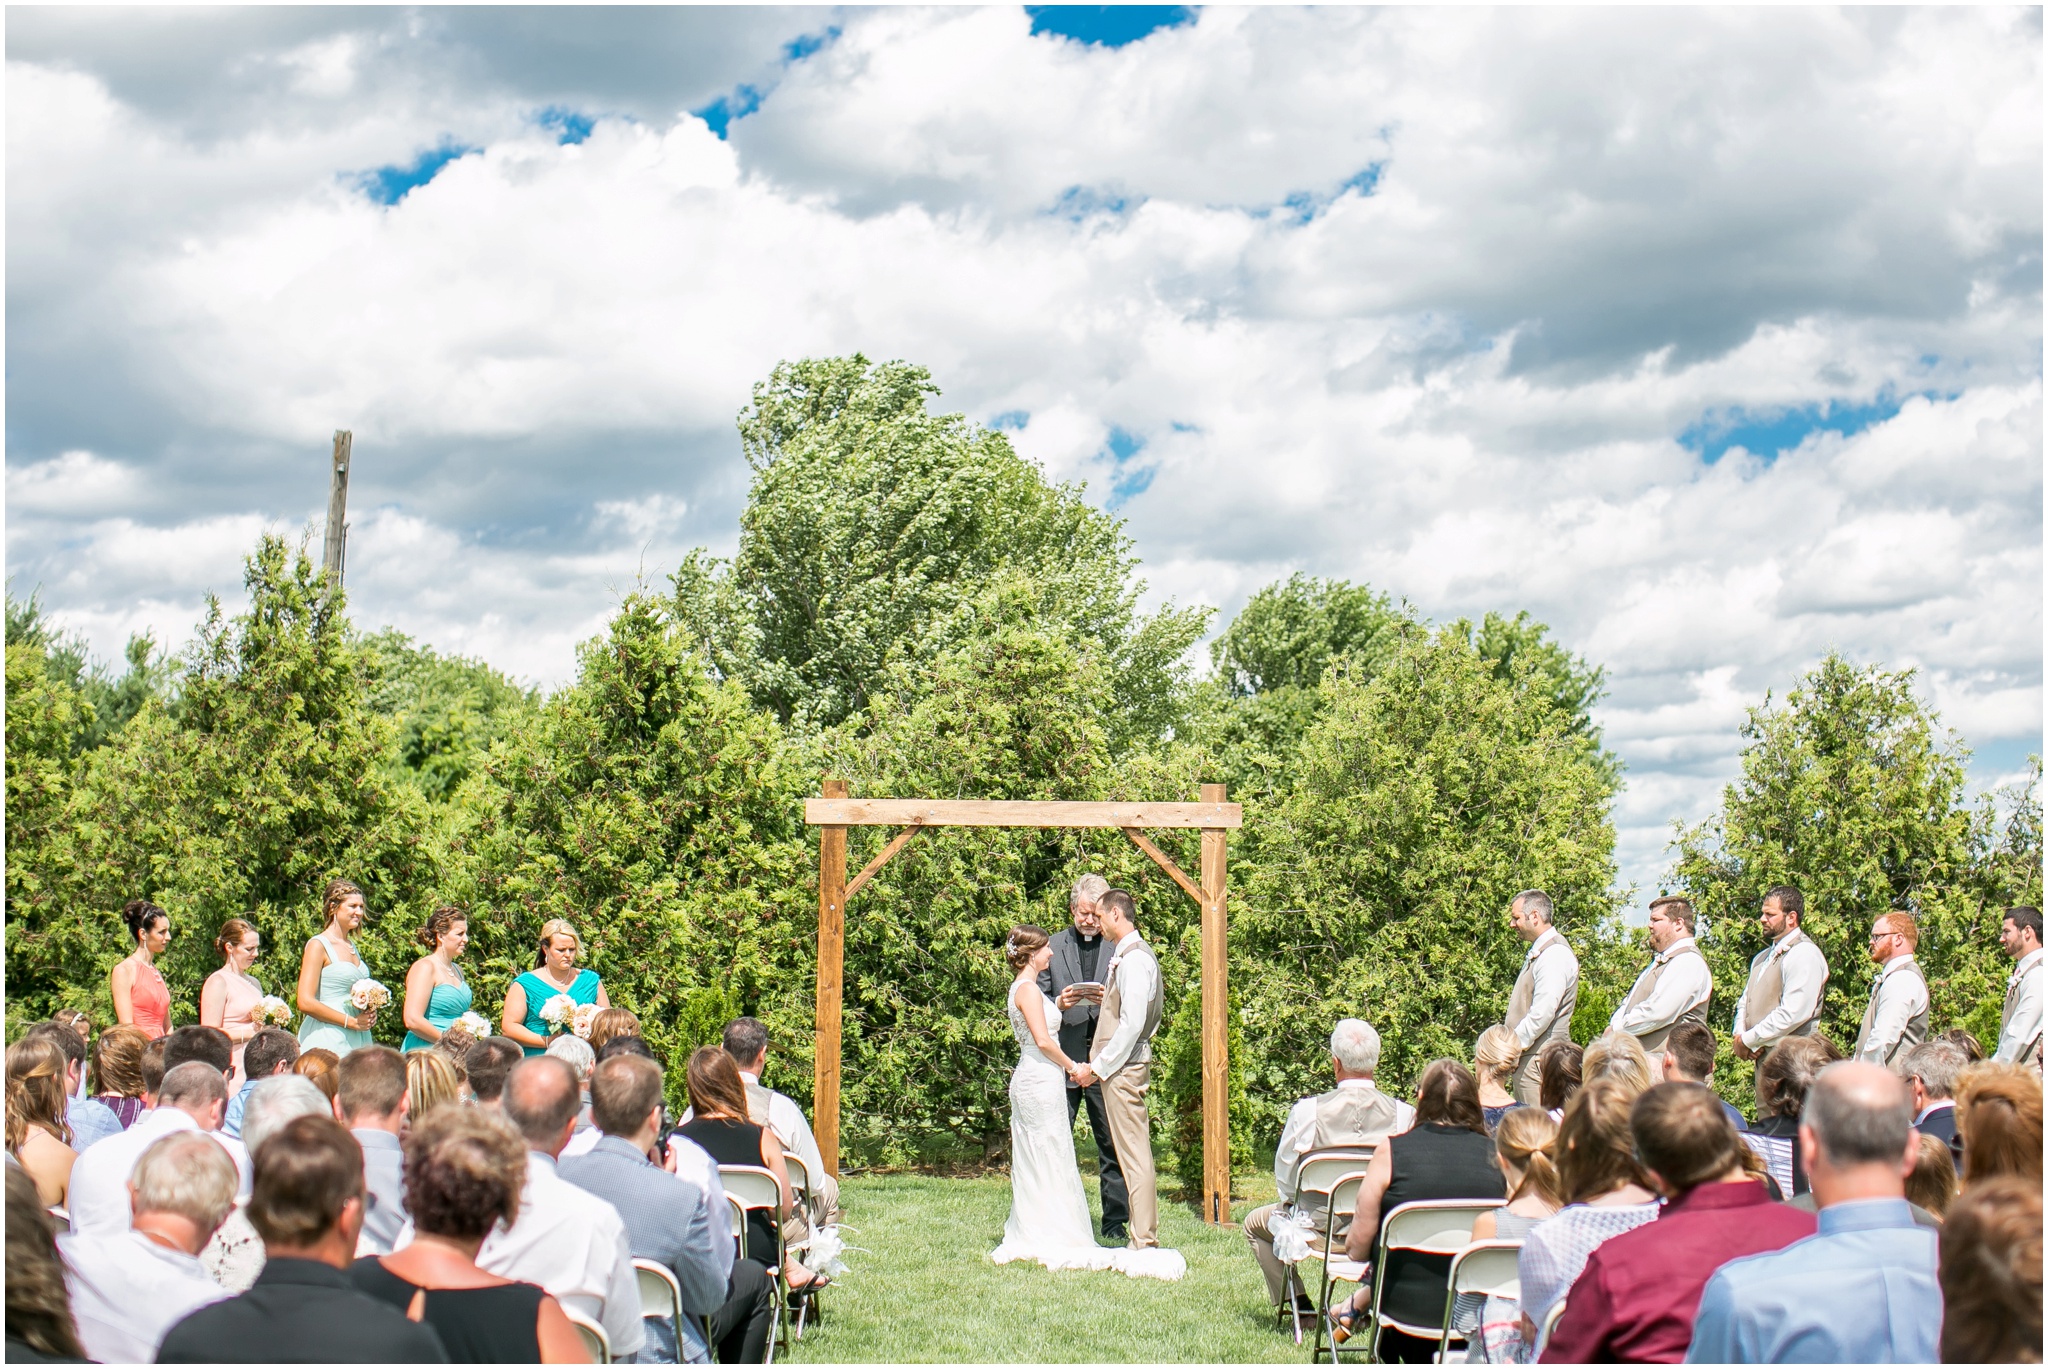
[1508, 934, 1577, 1051]
[744, 1077, 775, 1131]
[1853, 960, 1928, 1067]
[1741, 930, 1822, 1042]
[1307, 1084, 1403, 1151]
[2002, 962, 2043, 1068]
[1091, 938, 1163, 1066]
[1622, 945, 1710, 1052]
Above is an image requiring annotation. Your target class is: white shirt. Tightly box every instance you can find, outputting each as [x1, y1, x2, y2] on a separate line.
[1609, 937, 1713, 1039]
[1855, 954, 1930, 1064]
[473, 1150, 645, 1359]
[1734, 932, 1831, 1049]
[739, 1071, 828, 1184]
[1511, 928, 1579, 1049]
[60, 1229, 228, 1363]
[1995, 947, 2044, 1063]
[67, 1107, 206, 1235]
[1090, 932, 1158, 1079]
[1273, 1079, 1414, 1204]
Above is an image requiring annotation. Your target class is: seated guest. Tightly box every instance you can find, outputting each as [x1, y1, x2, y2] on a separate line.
[1541, 1083, 1815, 1363]
[470, 1057, 645, 1360]
[546, 1035, 598, 1146]
[140, 1035, 168, 1105]
[164, 1023, 236, 1083]
[350, 1105, 585, 1362]
[203, 1076, 335, 1293]
[1580, 1030, 1655, 1093]
[1954, 1060, 2043, 1186]
[156, 1115, 449, 1362]
[1517, 1076, 1659, 1344]
[1687, 1062, 1940, 1363]
[1901, 1039, 1966, 1171]
[1937, 1176, 2041, 1363]
[6, 1037, 78, 1207]
[674, 1046, 828, 1297]
[1332, 1060, 1505, 1353]
[1474, 1027, 1525, 1133]
[584, 1008, 642, 1055]
[337, 1046, 411, 1257]
[1538, 1040, 1582, 1120]
[61, 1131, 236, 1362]
[407, 1050, 464, 1118]
[719, 1017, 841, 1228]
[294, 1047, 341, 1103]
[463, 1036, 525, 1107]
[563, 1054, 775, 1363]
[1906, 1131, 1957, 1220]
[90, 1024, 153, 1131]
[1939, 1027, 1985, 1063]
[67, 1061, 229, 1233]
[1741, 1034, 1838, 1198]
[5, 1164, 86, 1362]
[1243, 1018, 1414, 1319]
[1458, 1107, 1562, 1362]
[224, 1028, 300, 1139]
[1660, 1022, 1744, 1129]
[24, 1021, 122, 1151]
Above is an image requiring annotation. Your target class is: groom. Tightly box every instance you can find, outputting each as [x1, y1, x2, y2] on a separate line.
[1069, 888, 1163, 1251]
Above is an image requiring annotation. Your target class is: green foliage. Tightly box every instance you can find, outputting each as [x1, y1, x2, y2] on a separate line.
[1210, 575, 1407, 697]
[1457, 610, 1618, 783]
[674, 356, 1209, 747]
[362, 629, 537, 802]
[1668, 654, 2032, 1071]
[6, 589, 173, 754]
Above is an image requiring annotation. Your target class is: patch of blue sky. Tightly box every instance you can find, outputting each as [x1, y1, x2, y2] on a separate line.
[536, 107, 594, 145]
[990, 410, 1030, 431]
[1258, 162, 1384, 224]
[1680, 392, 1932, 464]
[1026, 6, 1195, 46]
[692, 85, 764, 140]
[1047, 184, 1144, 222]
[782, 28, 840, 62]
[355, 140, 477, 206]
[1102, 427, 1155, 507]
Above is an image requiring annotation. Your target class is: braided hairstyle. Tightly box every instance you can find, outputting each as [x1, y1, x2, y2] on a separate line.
[416, 906, 468, 951]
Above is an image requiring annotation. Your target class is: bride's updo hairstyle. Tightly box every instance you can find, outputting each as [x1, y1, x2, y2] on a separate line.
[1004, 925, 1050, 972]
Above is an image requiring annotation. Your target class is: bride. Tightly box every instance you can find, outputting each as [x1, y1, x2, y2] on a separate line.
[990, 925, 1183, 1280]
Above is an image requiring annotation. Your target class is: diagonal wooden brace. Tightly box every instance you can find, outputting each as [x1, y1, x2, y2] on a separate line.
[1121, 827, 1206, 908]
[844, 824, 925, 904]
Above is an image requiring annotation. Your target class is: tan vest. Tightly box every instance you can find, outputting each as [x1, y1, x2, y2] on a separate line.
[1853, 960, 1928, 1067]
[1621, 945, 1710, 1052]
[1306, 1084, 1403, 1152]
[744, 1077, 775, 1132]
[1091, 938, 1163, 1066]
[1508, 934, 1577, 1052]
[2002, 962, 2043, 1068]
[1741, 930, 1822, 1042]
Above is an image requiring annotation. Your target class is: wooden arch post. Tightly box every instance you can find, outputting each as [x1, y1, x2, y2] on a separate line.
[805, 784, 1242, 1224]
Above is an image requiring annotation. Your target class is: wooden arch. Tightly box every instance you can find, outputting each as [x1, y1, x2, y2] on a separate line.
[803, 779, 1243, 1224]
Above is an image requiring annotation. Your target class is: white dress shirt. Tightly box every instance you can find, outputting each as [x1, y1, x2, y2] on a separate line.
[1855, 954, 1930, 1065]
[67, 1108, 199, 1234]
[1609, 937, 1713, 1039]
[1995, 947, 2044, 1063]
[472, 1150, 645, 1359]
[1511, 928, 1579, 1049]
[60, 1229, 228, 1363]
[1734, 933, 1831, 1049]
[1272, 1079, 1414, 1205]
[1090, 932, 1158, 1079]
[739, 1071, 828, 1182]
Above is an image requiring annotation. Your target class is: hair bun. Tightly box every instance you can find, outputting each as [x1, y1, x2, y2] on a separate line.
[121, 900, 167, 941]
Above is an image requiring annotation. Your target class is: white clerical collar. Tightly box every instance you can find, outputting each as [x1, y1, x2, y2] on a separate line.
[1656, 936, 1698, 962]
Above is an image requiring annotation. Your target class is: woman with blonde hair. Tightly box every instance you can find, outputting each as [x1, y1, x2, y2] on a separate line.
[584, 1008, 641, 1054]
[501, 919, 609, 1057]
[6, 1037, 76, 1206]
[295, 878, 381, 1056]
[1516, 1077, 1658, 1345]
[402, 906, 474, 1053]
[1460, 1107, 1563, 1361]
[1580, 1030, 1655, 1094]
[1475, 1025, 1526, 1133]
[407, 1050, 465, 1118]
[202, 917, 268, 1084]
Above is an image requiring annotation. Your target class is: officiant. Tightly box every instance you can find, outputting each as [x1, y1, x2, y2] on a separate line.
[1037, 873, 1130, 1243]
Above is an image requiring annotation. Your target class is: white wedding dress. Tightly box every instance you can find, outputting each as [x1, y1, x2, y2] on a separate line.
[989, 979, 1185, 1280]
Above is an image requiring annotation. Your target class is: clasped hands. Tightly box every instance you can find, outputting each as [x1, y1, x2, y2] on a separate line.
[1066, 1060, 1099, 1088]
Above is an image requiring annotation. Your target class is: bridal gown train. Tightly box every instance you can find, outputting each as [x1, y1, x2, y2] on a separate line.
[990, 979, 1185, 1281]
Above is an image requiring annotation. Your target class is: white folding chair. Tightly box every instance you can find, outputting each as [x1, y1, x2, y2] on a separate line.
[1366, 1201, 1501, 1363]
[1434, 1239, 1522, 1363]
[723, 1195, 775, 1367]
[779, 1151, 824, 1339]
[564, 1308, 611, 1363]
[720, 1164, 790, 1355]
[1538, 1296, 1568, 1358]
[634, 1259, 684, 1356]
[1308, 1169, 1374, 1364]
[1281, 1149, 1377, 1341]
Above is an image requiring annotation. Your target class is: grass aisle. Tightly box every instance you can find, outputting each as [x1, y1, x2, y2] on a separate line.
[785, 1174, 1304, 1363]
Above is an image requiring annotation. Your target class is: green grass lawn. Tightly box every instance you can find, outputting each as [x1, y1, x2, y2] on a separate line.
[782, 1170, 1311, 1363]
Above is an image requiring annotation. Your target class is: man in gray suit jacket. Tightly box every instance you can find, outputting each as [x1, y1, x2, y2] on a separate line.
[1037, 872, 1128, 1242]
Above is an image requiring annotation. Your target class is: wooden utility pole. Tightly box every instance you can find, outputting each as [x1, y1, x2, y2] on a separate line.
[322, 430, 352, 593]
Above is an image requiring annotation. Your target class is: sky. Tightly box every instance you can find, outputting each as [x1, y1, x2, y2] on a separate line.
[7, 5, 2042, 907]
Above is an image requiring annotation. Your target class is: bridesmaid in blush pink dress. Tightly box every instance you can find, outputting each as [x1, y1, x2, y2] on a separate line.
[201, 917, 268, 1084]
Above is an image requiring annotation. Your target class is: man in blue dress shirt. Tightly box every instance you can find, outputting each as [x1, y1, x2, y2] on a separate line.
[1686, 1061, 1940, 1363]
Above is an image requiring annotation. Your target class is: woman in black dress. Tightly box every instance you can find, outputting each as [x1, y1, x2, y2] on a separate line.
[349, 1105, 587, 1363]
[673, 1045, 829, 1294]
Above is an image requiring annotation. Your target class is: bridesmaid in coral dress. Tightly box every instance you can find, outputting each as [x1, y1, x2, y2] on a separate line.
[201, 917, 268, 1085]
[110, 900, 173, 1040]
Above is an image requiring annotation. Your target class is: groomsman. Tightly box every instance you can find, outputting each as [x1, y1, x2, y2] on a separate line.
[1733, 885, 1830, 1061]
[1504, 890, 1579, 1105]
[1071, 889, 1163, 1251]
[1037, 873, 1128, 1242]
[1994, 905, 2043, 1067]
[1608, 896, 1713, 1059]
[1852, 913, 1929, 1068]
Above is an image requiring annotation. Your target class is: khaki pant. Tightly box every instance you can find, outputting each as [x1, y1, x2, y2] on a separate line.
[1243, 1202, 1320, 1307]
[783, 1170, 843, 1250]
[1513, 1048, 1546, 1107]
[1101, 1060, 1157, 1249]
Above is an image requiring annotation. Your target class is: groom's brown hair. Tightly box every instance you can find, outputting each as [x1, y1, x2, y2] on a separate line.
[1100, 889, 1137, 925]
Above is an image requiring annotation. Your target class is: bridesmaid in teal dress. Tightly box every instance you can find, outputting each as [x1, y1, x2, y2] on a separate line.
[501, 918, 609, 1057]
[401, 906, 474, 1052]
[295, 879, 381, 1056]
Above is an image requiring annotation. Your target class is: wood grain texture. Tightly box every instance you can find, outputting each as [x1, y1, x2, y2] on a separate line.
[802, 798, 1242, 829]
[1199, 782, 1232, 1226]
[815, 778, 848, 1178]
[1120, 828, 1206, 907]
[844, 825, 924, 903]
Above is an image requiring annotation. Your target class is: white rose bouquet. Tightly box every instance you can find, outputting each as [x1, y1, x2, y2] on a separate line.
[257, 995, 294, 1027]
[350, 979, 392, 1013]
[455, 1011, 491, 1037]
[539, 993, 577, 1033]
[571, 1002, 602, 1039]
